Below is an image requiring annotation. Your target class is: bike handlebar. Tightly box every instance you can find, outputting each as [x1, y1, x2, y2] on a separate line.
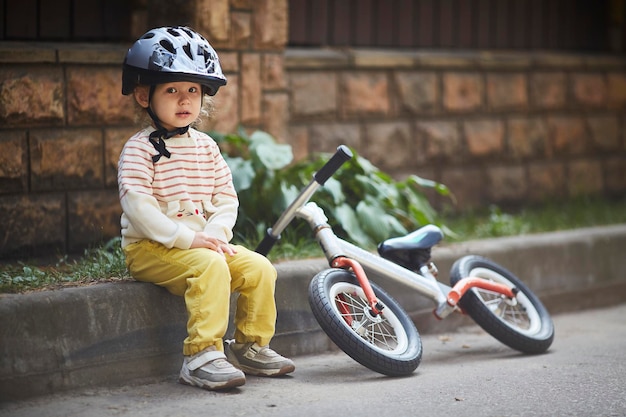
[255, 145, 353, 256]
[313, 145, 353, 185]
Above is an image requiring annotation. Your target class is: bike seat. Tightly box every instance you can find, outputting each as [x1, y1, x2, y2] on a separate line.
[378, 224, 443, 251]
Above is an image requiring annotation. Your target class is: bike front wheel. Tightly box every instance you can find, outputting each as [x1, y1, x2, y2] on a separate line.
[308, 268, 422, 376]
[450, 255, 554, 354]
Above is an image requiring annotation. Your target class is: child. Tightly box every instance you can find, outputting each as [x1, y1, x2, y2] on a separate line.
[117, 26, 294, 391]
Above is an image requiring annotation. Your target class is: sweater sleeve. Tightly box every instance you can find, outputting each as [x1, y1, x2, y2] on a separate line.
[202, 140, 239, 243]
[118, 135, 195, 249]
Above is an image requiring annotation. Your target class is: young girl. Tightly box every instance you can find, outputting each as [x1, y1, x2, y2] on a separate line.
[118, 26, 294, 391]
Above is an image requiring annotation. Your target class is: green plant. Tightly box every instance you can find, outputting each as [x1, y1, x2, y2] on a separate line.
[211, 128, 453, 250]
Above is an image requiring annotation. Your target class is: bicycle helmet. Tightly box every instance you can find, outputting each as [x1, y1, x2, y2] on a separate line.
[122, 26, 227, 96]
[122, 27, 227, 162]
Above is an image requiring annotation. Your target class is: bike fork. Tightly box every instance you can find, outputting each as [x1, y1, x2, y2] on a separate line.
[434, 277, 519, 319]
[332, 256, 384, 316]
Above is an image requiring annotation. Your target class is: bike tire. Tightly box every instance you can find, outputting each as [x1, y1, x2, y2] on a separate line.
[308, 268, 422, 376]
[450, 255, 554, 354]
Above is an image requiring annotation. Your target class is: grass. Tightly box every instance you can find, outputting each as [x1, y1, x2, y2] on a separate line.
[442, 196, 626, 242]
[2, 196, 626, 294]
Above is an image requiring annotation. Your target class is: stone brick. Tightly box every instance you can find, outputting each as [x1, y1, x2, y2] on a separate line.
[241, 54, 262, 123]
[231, 11, 252, 49]
[0, 194, 66, 258]
[231, 0, 254, 8]
[308, 123, 361, 154]
[195, 0, 230, 44]
[605, 156, 626, 195]
[394, 71, 438, 114]
[105, 128, 137, 188]
[210, 74, 239, 134]
[607, 73, 626, 108]
[362, 122, 412, 173]
[547, 116, 588, 157]
[507, 117, 548, 159]
[253, 0, 288, 50]
[571, 73, 607, 108]
[439, 167, 487, 210]
[0, 131, 28, 193]
[68, 190, 121, 252]
[67, 67, 135, 126]
[530, 72, 566, 109]
[262, 53, 287, 90]
[30, 129, 104, 191]
[587, 115, 621, 151]
[528, 162, 567, 202]
[290, 72, 337, 118]
[416, 120, 461, 161]
[341, 72, 390, 117]
[0, 66, 64, 127]
[218, 52, 239, 73]
[487, 73, 528, 110]
[285, 125, 308, 160]
[353, 50, 416, 68]
[486, 165, 527, 203]
[442, 72, 482, 112]
[464, 119, 504, 157]
[568, 159, 603, 196]
[262, 93, 289, 141]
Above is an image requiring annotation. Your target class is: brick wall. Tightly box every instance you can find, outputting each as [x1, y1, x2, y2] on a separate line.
[1, 0, 625, 259]
[285, 49, 626, 209]
[0, 0, 289, 258]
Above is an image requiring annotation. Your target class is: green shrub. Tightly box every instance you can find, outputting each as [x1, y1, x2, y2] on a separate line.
[212, 128, 453, 250]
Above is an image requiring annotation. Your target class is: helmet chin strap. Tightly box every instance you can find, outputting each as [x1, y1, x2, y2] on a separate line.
[146, 85, 190, 163]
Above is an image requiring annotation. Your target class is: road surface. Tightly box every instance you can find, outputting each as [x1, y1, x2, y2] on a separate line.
[2, 303, 625, 417]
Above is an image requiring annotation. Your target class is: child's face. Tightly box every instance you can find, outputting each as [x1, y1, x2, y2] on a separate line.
[135, 82, 203, 131]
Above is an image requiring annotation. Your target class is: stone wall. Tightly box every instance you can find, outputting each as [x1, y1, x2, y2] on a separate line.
[1, 0, 625, 259]
[285, 49, 626, 210]
[0, 0, 289, 258]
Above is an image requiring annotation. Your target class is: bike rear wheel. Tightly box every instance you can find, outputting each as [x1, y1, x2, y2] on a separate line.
[450, 255, 554, 354]
[308, 268, 422, 376]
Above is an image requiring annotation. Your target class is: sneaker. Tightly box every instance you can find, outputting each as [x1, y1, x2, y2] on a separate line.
[179, 346, 246, 391]
[225, 340, 295, 377]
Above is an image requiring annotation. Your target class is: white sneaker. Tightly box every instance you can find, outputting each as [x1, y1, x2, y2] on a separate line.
[225, 340, 295, 377]
[179, 346, 245, 391]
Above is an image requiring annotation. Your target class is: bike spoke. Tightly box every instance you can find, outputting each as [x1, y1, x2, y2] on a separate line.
[335, 291, 400, 351]
[367, 323, 399, 350]
[475, 289, 532, 330]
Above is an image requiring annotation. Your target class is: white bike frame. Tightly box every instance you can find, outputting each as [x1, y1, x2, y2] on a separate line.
[257, 172, 517, 321]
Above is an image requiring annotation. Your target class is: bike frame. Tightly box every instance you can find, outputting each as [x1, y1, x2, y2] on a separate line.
[256, 146, 516, 321]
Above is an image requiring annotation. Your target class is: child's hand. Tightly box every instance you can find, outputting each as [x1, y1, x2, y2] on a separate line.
[191, 232, 237, 256]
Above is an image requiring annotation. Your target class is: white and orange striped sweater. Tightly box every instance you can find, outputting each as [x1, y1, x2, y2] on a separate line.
[117, 127, 238, 249]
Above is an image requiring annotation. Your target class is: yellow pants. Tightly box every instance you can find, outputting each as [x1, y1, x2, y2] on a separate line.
[124, 240, 277, 356]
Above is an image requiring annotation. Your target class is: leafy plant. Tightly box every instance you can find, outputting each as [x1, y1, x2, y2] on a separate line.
[211, 128, 453, 250]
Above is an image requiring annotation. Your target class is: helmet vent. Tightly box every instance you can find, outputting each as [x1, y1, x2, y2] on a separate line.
[167, 27, 182, 37]
[142, 33, 155, 40]
[181, 27, 195, 38]
[182, 43, 194, 60]
[159, 39, 175, 54]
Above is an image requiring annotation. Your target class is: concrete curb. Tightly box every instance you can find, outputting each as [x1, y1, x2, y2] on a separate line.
[2, 225, 626, 401]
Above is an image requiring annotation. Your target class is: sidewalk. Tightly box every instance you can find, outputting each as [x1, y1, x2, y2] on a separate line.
[2, 224, 626, 402]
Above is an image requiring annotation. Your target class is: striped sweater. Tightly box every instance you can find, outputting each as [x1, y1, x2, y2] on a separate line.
[117, 127, 238, 249]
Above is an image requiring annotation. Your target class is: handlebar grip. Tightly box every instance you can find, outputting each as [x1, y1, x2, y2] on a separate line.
[313, 145, 353, 185]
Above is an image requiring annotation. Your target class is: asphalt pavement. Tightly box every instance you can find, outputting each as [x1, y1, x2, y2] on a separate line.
[2, 302, 625, 417]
